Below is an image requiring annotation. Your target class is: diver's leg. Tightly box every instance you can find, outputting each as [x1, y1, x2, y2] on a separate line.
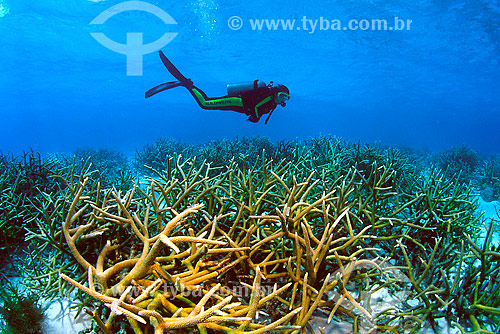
[185, 85, 245, 112]
[156, 51, 245, 112]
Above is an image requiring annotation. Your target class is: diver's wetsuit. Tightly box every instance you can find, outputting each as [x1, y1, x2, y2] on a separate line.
[187, 82, 277, 123]
[146, 51, 277, 123]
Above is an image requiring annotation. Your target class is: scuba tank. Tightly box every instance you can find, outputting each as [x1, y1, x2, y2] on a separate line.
[227, 79, 266, 96]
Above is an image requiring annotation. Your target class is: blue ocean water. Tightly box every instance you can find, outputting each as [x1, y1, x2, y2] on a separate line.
[1, 0, 499, 155]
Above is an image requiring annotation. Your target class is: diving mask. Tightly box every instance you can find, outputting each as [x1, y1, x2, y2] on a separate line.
[277, 92, 290, 106]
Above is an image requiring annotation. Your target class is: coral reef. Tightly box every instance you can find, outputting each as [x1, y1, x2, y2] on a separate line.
[73, 147, 136, 191]
[479, 155, 500, 202]
[1, 136, 498, 333]
[21, 138, 498, 334]
[0, 151, 63, 253]
[433, 145, 480, 186]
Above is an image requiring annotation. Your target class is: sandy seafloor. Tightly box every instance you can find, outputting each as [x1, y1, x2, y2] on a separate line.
[28, 199, 499, 333]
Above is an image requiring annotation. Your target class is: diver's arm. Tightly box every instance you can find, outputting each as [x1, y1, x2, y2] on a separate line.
[250, 96, 273, 122]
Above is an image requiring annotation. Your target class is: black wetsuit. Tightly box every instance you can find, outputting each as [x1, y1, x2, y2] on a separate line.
[186, 82, 277, 123]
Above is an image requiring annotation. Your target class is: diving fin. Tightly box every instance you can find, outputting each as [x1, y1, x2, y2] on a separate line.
[145, 81, 183, 98]
[159, 51, 192, 85]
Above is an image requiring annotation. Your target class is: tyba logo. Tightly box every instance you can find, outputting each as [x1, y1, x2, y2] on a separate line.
[90, 1, 178, 76]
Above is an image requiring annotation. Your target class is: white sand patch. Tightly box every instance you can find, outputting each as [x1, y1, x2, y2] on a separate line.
[42, 298, 92, 334]
[478, 198, 500, 220]
[477, 198, 500, 245]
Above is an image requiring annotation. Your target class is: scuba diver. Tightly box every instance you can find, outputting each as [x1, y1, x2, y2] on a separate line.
[145, 51, 290, 124]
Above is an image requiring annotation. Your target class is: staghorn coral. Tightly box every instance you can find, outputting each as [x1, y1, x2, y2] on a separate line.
[0, 151, 64, 253]
[0, 280, 46, 334]
[17, 138, 498, 333]
[73, 147, 136, 190]
[433, 145, 480, 186]
[479, 155, 500, 202]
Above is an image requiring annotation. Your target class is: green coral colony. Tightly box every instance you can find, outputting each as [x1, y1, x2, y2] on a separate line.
[1, 137, 499, 333]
